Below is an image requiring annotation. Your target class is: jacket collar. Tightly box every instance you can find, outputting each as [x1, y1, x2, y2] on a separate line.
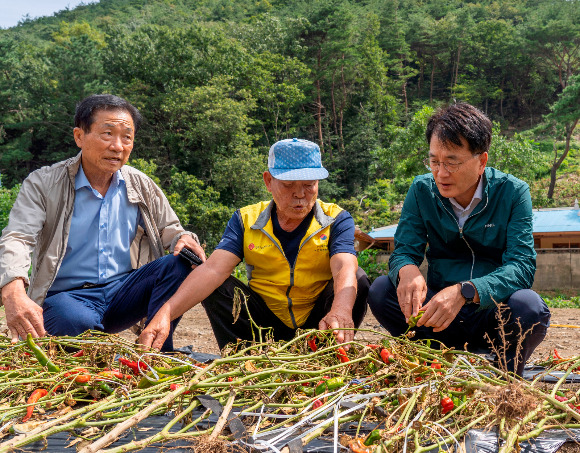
[65, 151, 140, 203]
[430, 167, 490, 214]
[251, 200, 334, 230]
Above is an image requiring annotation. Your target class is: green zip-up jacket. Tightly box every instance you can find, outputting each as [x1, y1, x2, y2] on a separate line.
[388, 167, 536, 309]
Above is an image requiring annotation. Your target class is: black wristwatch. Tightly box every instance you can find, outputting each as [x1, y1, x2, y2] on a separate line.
[460, 281, 476, 304]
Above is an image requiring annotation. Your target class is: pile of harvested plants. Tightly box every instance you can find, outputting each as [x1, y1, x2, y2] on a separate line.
[0, 327, 579, 452]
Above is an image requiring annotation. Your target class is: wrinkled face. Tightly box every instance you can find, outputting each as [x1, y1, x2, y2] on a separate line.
[263, 172, 318, 223]
[429, 134, 488, 208]
[74, 109, 135, 178]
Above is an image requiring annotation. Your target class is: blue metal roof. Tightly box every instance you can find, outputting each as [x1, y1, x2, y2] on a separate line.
[532, 209, 580, 233]
[368, 225, 398, 239]
[367, 208, 580, 238]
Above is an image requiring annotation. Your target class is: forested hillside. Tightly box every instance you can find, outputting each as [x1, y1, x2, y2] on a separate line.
[1, 0, 579, 248]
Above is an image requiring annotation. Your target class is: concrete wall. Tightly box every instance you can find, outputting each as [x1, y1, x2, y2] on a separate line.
[534, 249, 580, 291]
[375, 249, 580, 291]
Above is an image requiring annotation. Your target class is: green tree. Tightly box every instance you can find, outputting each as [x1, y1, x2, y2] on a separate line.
[371, 105, 435, 179]
[128, 159, 233, 249]
[544, 74, 580, 199]
[0, 185, 20, 232]
[487, 124, 544, 182]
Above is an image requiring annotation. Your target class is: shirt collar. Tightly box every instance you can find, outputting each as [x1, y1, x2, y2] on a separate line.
[449, 176, 483, 212]
[75, 164, 124, 191]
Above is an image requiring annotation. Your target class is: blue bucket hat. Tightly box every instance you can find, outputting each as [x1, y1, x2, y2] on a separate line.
[268, 138, 329, 181]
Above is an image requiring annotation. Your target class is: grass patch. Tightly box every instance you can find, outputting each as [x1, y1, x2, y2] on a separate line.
[540, 293, 580, 308]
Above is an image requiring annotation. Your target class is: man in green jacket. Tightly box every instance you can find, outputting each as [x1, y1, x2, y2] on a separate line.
[368, 102, 550, 375]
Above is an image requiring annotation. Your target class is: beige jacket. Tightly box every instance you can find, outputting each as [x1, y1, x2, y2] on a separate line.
[0, 152, 196, 305]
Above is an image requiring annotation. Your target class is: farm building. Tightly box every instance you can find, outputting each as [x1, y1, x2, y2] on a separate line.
[355, 202, 580, 290]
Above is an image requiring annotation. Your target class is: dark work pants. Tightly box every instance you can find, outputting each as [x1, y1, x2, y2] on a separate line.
[368, 275, 551, 376]
[43, 254, 191, 351]
[202, 267, 371, 350]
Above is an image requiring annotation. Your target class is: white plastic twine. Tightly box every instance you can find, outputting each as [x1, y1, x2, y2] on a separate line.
[252, 388, 279, 438]
[333, 404, 339, 453]
[426, 421, 462, 451]
[402, 409, 424, 453]
[244, 385, 375, 451]
[445, 355, 482, 382]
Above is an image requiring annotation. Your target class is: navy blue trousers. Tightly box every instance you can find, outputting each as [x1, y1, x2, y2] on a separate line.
[368, 275, 551, 375]
[43, 254, 191, 351]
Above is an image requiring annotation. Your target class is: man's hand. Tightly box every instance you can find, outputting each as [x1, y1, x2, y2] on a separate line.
[1, 279, 45, 343]
[138, 305, 171, 350]
[318, 307, 355, 346]
[173, 235, 206, 265]
[397, 265, 427, 322]
[416, 284, 464, 332]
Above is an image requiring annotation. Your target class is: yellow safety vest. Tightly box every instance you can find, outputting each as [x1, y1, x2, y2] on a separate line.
[239, 199, 343, 328]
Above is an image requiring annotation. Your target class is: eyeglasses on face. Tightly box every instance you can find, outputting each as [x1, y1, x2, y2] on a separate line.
[423, 154, 481, 174]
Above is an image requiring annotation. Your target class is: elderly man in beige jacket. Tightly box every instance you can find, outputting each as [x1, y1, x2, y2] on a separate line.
[0, 94, 205, 351]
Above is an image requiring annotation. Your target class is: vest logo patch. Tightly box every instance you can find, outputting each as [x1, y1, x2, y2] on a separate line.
[248, 243, 255, 250]
[320, 234, 328, 240]
[485, 223, 495, 228]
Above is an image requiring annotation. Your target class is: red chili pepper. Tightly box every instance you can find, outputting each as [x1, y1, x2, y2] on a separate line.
[380, 348, 395, 364]
[22, 389, 48, 422]
[118, 358, 148, 375]
[415, 376, 423, 382]
[337, 347, 349, 363]
[366, 344, 379, 350]
[74, 374, 91, 384]
[0, 366, 11, 371]
[64, 367, 89, 378]
[307, 335, 318, 352]
[312, 399, 323, 409]
[170, 383, 190, 394]
[555, 395, 567, 402]
[431, 360, 442, 369]
[553, 349, 565, 363]
[72, 350, 84, 357]
[441, 396, 454, 414]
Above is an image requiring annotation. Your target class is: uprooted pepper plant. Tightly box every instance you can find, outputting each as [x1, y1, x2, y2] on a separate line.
[0, 322, 579, 453]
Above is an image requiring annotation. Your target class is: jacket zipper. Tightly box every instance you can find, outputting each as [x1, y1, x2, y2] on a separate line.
[260, 225, 327, 330]
[260, 229, 299, 329]
[435, 193, 489, 281]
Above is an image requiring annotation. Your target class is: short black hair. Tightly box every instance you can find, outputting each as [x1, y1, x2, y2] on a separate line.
[74, 94, 142, 133]
[426, 102, 492, 154]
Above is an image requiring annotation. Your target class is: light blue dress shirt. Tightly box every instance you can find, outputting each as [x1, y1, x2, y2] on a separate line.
[50, 165, 139, 292]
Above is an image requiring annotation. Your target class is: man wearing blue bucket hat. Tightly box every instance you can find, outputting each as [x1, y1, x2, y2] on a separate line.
[139, 138, 370, 350]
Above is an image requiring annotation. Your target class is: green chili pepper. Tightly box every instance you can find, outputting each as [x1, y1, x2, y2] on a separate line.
[556, 390, 566, 398]
[408, 310, 425, 328]
[366, 362, 378, 374]
[297, 385, 314, 397]
[98, 382, 114, 395]
[315, 377, 345, 395]
[137, 373, 172, 389]
[364, 429, 382, 446]
[153, 364, 192, 376]
[26, 333, 60, 373]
